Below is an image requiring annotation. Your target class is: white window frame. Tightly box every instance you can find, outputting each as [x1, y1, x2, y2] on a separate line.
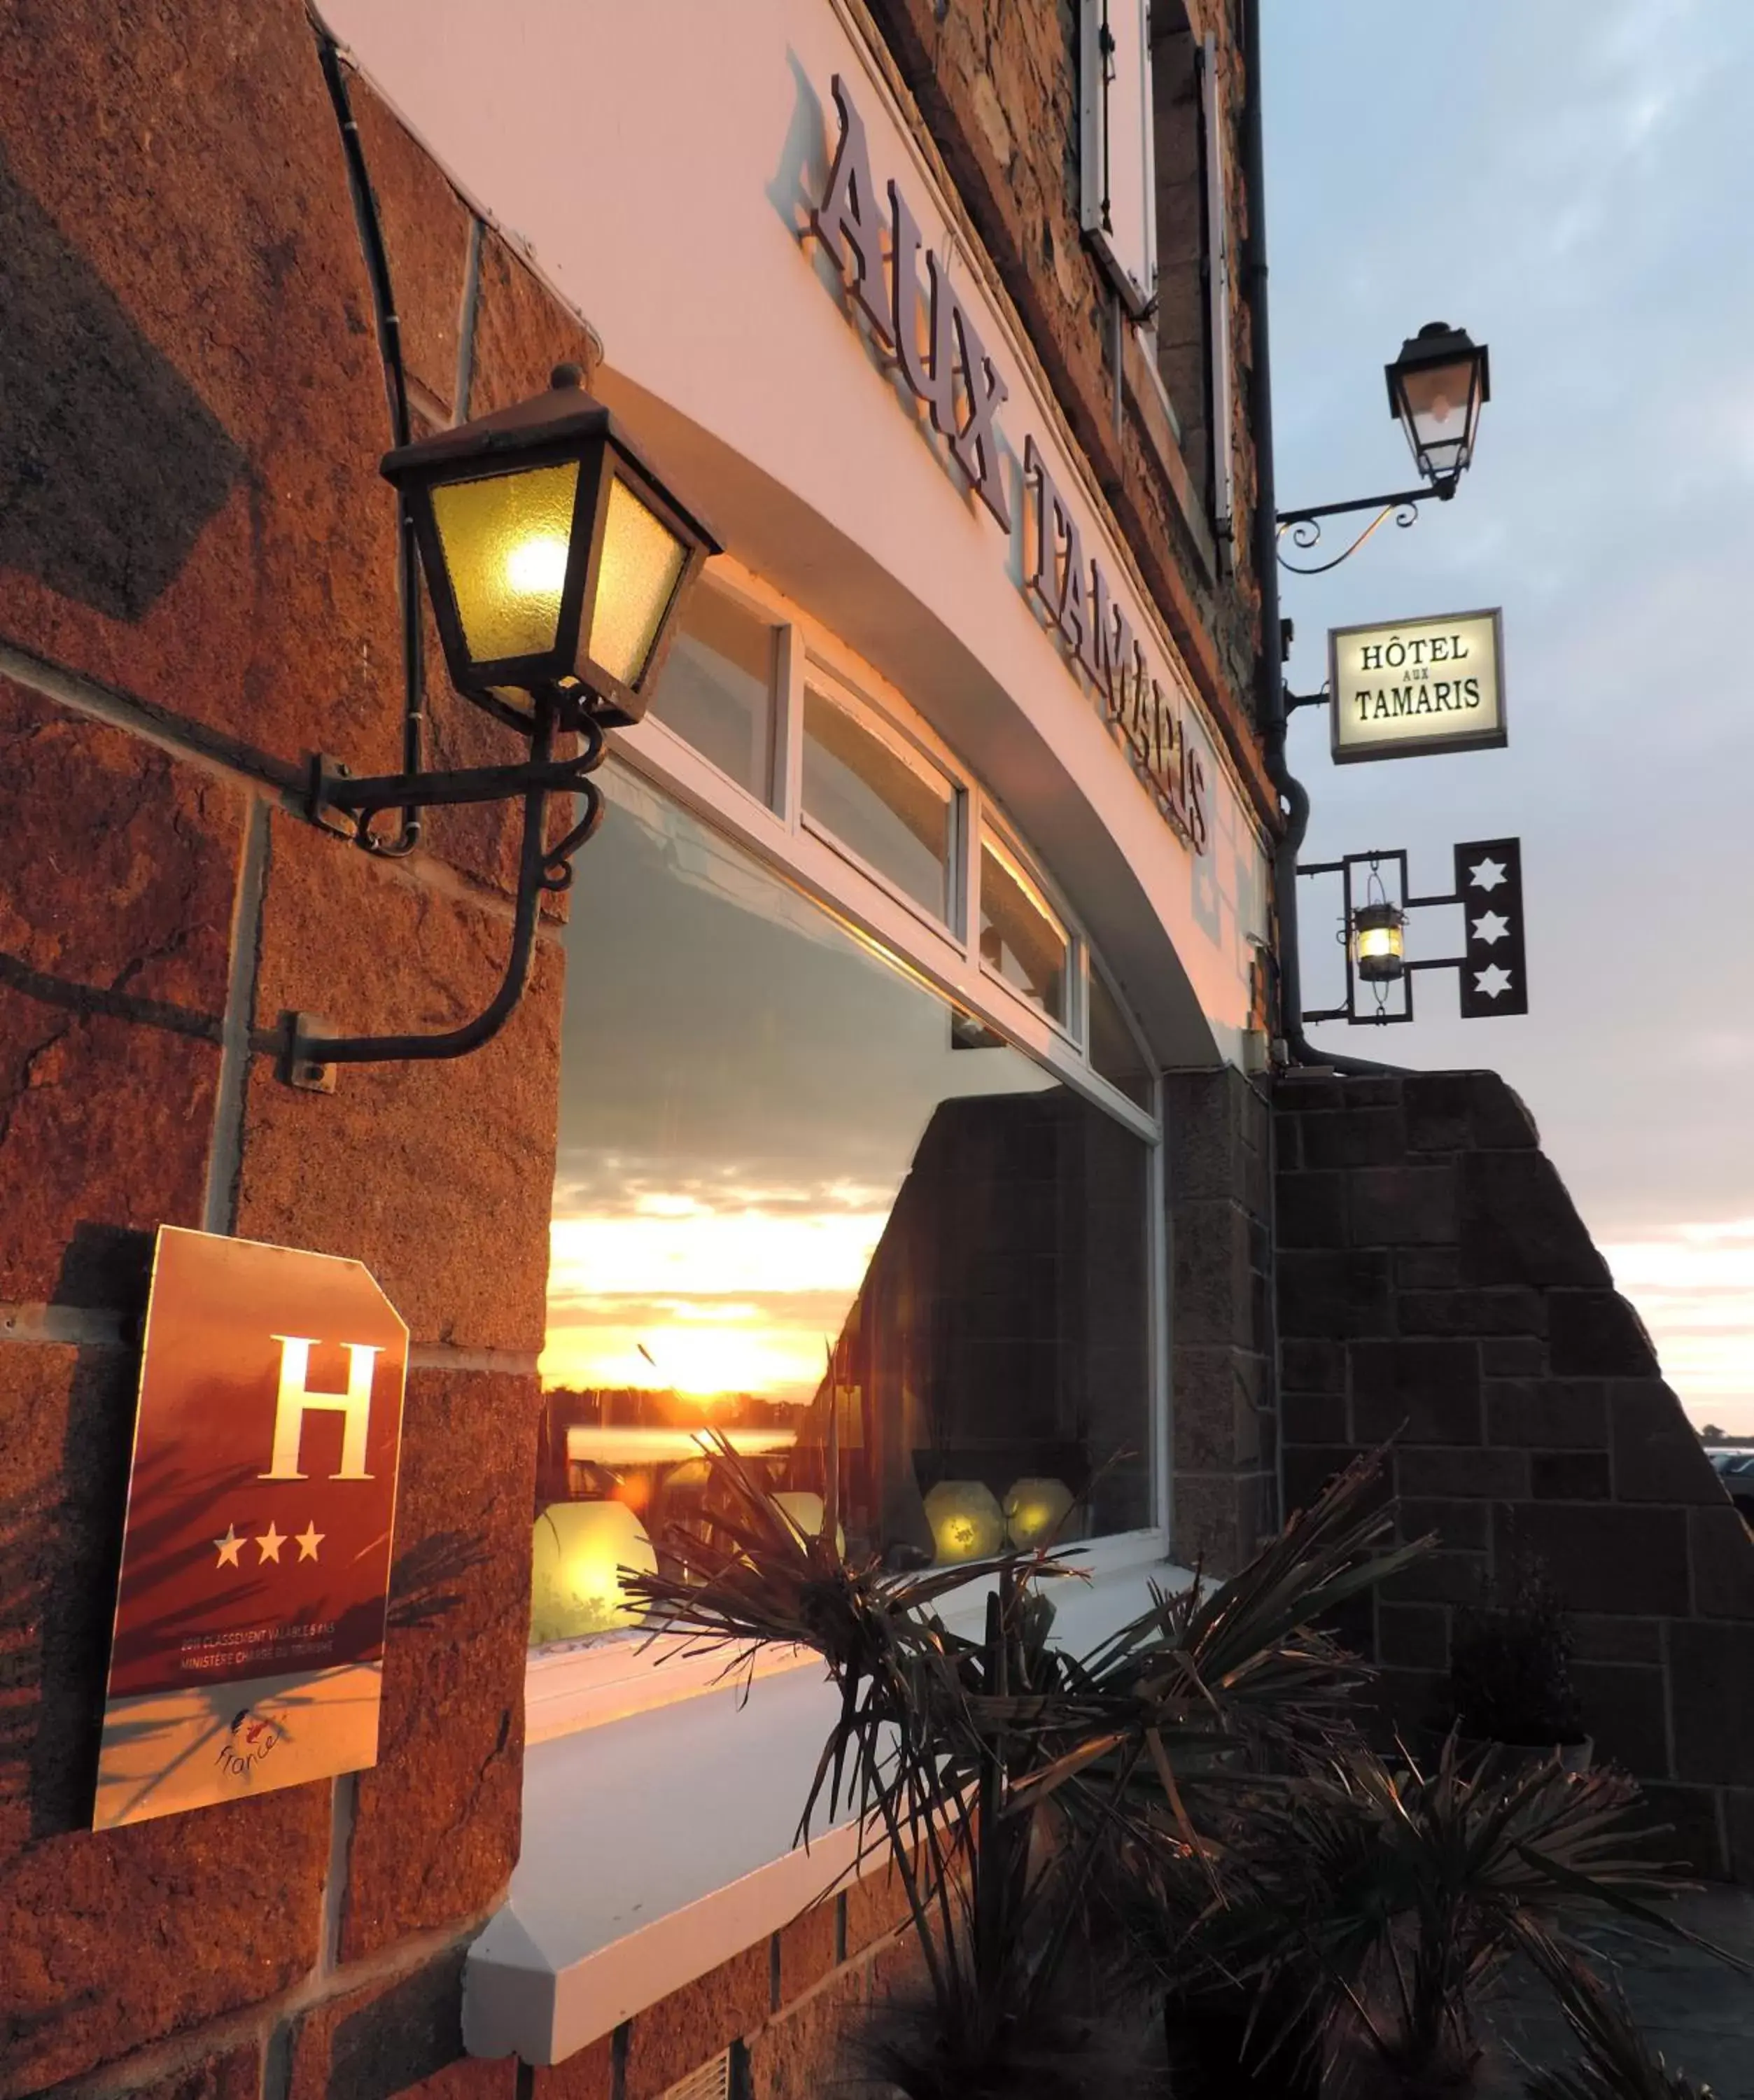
[798, 656, 967, 944]
[1080, 0, 1157, 321]
[526, 554, 1172, 1740]
[976, 813, 1081, 1051]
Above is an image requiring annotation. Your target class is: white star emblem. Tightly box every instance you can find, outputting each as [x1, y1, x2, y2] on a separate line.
[1474, 964, 1514, 1000]
[213, 1524, 244, 1570]
[1468, 857, 1508, 892]
[295, 1521, 324, 1564]
[255, 1522, 286, 1564]
[1472, 911, 1510, 946]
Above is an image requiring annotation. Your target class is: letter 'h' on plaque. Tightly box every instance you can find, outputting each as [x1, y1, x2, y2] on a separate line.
[260, 1336, 381, 1480]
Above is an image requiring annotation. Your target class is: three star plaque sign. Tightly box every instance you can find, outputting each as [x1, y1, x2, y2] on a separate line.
[1453, 837, 1527, 1018]
[93, 1226, 408, 1829]
[1297, 838, 1529, 1027]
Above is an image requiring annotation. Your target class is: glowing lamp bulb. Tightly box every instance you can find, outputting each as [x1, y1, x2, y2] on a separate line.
[924, 1480, 1006, 1564]
[1003, 1477, 1076, 1550]
[505, 533, 570, 599]
[529, 1500, 657, 1644]
[1353, 901, 1406, 984]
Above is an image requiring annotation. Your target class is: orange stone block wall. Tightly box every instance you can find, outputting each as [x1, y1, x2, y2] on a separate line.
[0, 4, 594, 2090]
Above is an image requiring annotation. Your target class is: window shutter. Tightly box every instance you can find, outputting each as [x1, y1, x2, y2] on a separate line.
[1080, 0, 1157, 318]
[1200, 31, 1235, 549]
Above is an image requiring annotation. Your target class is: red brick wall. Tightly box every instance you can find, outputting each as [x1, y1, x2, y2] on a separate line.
[1275, 1068, 1754, 1881]
[0, 4, 596, 2090]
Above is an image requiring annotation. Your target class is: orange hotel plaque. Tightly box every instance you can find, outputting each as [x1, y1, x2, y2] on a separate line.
[94, 1226, 409, 1829]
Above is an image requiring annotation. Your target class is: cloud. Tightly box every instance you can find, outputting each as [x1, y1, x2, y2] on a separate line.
[1267, 0, 1754, 1267]
[1601, 1219, 1754, 1430]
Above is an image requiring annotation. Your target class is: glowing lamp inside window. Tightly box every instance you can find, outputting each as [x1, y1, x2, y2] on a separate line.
[529, 1500, 658, 1643]
[1002, 1477, 1077, 1550]
[1385, 322, 1490, 487]
[1352, 900, 1407, 983]
[383, 363, 719, 734]
[924, 1480, 1006, 1564]
[773, 1490, 847, 1557]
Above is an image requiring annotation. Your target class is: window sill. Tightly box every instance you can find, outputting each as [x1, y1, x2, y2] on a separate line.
[472, 1540, 1190, 2067]
[523, 1527, 1172, 1746]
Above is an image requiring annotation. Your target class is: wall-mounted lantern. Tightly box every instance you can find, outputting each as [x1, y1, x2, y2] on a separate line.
[1300, 840, 1527, 1026]
[284, 365, 719, 1091]
[1275, 319, 1492, 575]
[1385, 321, 1491, 489]
[384, 363, 713, 733]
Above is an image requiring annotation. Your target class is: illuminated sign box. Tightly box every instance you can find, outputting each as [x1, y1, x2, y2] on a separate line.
[1328, 608, 1506, 764]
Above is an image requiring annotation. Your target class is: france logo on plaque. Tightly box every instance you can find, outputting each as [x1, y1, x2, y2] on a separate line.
[94, 1226, 409, 1830]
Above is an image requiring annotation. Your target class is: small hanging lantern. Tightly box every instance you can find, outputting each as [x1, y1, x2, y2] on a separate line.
[1385, 322, 1490, 487]
[381, 363, 719, 731]
[1352, 898, 1407, 983]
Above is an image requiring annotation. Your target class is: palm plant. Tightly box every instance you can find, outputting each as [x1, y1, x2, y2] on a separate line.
[1522, 1959, 1715, 2100]
[622, 1438, 1426, 2096]
[1250, 1735, 1746, 2096]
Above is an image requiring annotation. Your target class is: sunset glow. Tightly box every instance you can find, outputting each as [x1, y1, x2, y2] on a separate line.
[1604, 1219, 1754, 1429]
[540, 1191, 887, 1397]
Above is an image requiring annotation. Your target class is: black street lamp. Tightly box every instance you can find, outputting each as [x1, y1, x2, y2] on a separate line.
[1276, 320, 1492, 574]
[1386, 322, 1490, 489]
[282, 365, 720, 1089]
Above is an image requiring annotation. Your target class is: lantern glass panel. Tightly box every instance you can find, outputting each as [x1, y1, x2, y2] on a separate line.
[585, 475, 689, 689]
[1398, 355, 1476, 476]
[1354, 913, 1405, 981]
[430, 461, 580, 666]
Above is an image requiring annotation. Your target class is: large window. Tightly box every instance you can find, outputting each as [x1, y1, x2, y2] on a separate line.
[532, 773, 1156, 1648]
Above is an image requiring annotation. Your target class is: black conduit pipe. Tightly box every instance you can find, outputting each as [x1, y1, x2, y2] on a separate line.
[1239, 0, 1401, 1077]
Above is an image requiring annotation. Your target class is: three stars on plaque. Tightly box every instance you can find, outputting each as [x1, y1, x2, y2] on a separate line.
[1464, 853, 1517, 1004]
[212, 1520, 325, 1569]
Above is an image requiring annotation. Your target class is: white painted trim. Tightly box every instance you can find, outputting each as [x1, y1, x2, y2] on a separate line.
[603, 722, 1161, 1148]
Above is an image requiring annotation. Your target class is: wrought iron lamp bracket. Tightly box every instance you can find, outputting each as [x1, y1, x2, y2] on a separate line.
[1275, 476, 1459, 575]
[279, 692, 608, 1091]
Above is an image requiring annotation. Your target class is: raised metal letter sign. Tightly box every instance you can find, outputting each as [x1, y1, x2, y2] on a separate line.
[1328, 608, 1506, 764]
[94, 1226, 409, 1828]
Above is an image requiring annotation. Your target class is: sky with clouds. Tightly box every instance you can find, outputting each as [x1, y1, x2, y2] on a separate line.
[1263, 0, 1754, 1432]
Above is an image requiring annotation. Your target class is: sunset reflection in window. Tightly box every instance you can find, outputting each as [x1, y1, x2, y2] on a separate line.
[533, 767, 1151, 1644]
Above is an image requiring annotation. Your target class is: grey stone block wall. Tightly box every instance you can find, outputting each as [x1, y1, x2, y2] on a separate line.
[1275, 1068, 1754, 1880]
[1165, 1066, 1279, 1573]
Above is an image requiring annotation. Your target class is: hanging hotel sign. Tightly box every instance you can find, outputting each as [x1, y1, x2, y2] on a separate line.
[94, 1226, 409, 1830]
[811, 76, 1209, 853]
[1328, 609, 1506, 764]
